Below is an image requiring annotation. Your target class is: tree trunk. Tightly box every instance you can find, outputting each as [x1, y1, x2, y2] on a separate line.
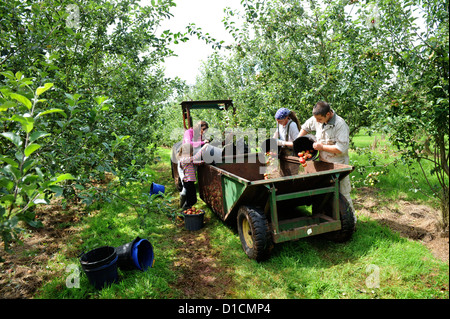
[439, 187, 449, 234]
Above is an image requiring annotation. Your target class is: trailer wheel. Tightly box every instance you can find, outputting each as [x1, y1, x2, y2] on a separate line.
[237, 206, 273, 261]
[323, 193, 355, 242]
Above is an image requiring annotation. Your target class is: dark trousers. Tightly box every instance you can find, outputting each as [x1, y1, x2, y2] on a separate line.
[182, 181, 197, 209]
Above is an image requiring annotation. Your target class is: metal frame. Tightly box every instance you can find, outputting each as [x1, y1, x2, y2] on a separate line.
[267, 173, 342, 244]
[181, 100, 234, 130]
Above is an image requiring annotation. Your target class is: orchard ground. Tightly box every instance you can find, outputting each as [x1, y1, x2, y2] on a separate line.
[0, 181, 448, 298]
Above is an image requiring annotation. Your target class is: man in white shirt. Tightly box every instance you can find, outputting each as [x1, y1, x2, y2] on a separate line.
[298, 101, 355, 215]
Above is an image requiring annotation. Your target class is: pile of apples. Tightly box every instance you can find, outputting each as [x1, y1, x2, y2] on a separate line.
[265, 151, 276, 159]
[264, 151, 278, 180]
[297, 150, 314, 167]
[183, 207, 203, 215]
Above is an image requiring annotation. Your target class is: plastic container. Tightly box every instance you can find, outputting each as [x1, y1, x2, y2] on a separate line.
[182, 211, 205, 231]
[116, 237, 154, 271]
[293, 135, 319, 161]
[79, 246, 118, 289]
[150, 182, 165, 196]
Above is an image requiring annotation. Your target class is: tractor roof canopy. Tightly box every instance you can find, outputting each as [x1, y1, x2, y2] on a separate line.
[181, 100, 234, 129]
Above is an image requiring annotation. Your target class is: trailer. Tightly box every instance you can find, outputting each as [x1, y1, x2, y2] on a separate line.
[197, 152, 355, 261]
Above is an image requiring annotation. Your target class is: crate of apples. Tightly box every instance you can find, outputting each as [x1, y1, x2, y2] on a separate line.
[297, 150, 314, 167]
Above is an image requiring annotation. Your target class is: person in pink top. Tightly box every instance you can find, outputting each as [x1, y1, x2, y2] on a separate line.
[177, 143, 207, 209]
[183, 120, 210, 149]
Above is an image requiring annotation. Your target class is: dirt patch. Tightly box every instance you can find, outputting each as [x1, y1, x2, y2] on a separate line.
[0, 202, 84, 298]
[354, 187, 449, 263]
[170, 216, 234, 299]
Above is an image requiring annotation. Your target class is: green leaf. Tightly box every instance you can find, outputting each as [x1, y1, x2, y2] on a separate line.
[47, 185, 63, 197]
[0, 177, 14, 191]
[23, 174, 39, 184]
[35, 167, 44, 180]
[26, 219, 43, 228]
[24, 143, 41, 157]
[22, 158, 37, 173]
[29, 131, 51, 143]
[1, 71, 15, 81]
[3, 165, 20, 181]
[0, 101, 16, 112]
[35, 108, 67, 118]
[9, 93, 32, 110]
[94, 96, 109, 105]
[49, 173, 76, 185]
[0, 155, 19, 168]
[19, 210, 43, 228]
[0, 194, 15, 205]
[36, 83, 54, 96]
[11, 114, 34, 133]
[0, 132, 22, 147]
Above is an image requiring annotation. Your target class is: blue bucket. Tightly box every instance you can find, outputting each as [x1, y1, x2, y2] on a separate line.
[150, 182, 165, 196]
[116, 237, 154, 271]
[132, 238, 154, 271]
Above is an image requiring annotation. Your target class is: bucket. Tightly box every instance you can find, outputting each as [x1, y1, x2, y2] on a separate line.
[150, 182, 165, 196]
[116, 237, 154, 271]
[293, 135, 319, 161]
[79, 246, 118, 289]
[202, 144, 222, 164]
[182, 212, 205, 231]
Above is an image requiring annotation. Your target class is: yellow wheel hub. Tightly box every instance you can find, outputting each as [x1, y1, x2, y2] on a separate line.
[242, 217, 253, 248]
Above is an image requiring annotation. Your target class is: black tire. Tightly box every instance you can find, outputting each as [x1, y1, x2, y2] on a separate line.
[323, 193, 355, 242]
[237, 206, 273, 261]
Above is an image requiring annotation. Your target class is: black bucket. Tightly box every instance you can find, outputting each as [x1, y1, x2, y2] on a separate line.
[182, 212, 205, 231]
[293, 135, 319, 161]
[116, 237, 154, 271]
[79, 246, 118, 289]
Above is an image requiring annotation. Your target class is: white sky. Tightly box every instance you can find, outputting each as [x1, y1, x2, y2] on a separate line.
[154, 0, 244, 85]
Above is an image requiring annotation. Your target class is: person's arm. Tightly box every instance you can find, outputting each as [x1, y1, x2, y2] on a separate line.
[192, 144, 208, 164]
[278, 140, 293, 147]
[313, 121, 349, 154]
[298, 129, 309, 137]
[191, 141, 202, 148]
[297, 116, 315, 138]
[312, 142, 342, 154]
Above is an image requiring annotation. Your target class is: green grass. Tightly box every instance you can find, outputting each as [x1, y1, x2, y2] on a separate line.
[36, 145, 449, 299]
[349, 131, 441, 205]
[208, 214, 448, 299]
